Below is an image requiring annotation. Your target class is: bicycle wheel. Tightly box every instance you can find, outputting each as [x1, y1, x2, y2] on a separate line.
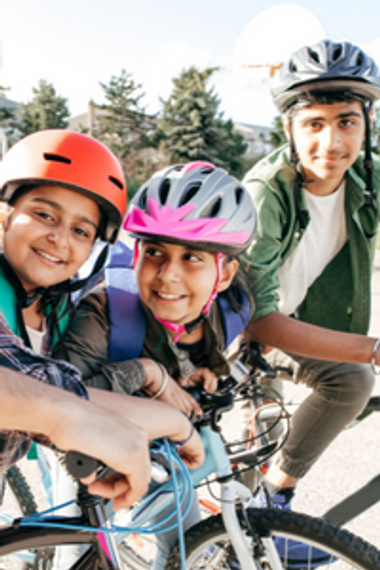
[3, 466, 52, 570]
[0, 523, 113, 569]
[5, 465, 38, 516]
[165, 508, 380, 569]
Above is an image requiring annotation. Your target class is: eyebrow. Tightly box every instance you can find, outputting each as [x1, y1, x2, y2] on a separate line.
[31, 197, 99, 230]
[143, 239, 205, 254]
[301, 111, 362, 122]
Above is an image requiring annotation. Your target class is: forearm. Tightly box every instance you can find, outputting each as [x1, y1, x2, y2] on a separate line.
[246, 312, 377, 364]
[87, 387, 193, 442]
[0, 366, 83, 439]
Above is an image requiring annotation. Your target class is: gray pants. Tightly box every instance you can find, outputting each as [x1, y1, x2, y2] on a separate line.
[245, 350, 375, 480]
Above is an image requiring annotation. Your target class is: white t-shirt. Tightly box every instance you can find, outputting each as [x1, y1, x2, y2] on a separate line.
[278, 181, 348, 316]
[25, 324, 46, 354]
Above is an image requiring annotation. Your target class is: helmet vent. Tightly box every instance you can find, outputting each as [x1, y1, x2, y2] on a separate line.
[109, 176, 124, 190]
[332, 46, 342, 61]
[139, 187, 149, 209]
[235, 187, 243, 204]
[204, 197, 222, 218]
[356, 52, 363, 66]
[43, 153, 71, 164]
[159, 179, 171, 204]
[179, 182, 202, 206]
[289, 60, 297, 73]
[308, 49, 320, 64]
[200, 166, 214, 175]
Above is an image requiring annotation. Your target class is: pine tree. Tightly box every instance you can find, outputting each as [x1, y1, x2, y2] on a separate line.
[371, 105, 380, 154]
[159, 66, 247, 176]
[269, 115, 287, 148]
[18, 80, 70, 135]
[91, 69, 155, 182]
[0, 86, 20, 154]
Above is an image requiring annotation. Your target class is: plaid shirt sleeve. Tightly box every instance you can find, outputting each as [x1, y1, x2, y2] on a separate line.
[0, 313, 88, 481]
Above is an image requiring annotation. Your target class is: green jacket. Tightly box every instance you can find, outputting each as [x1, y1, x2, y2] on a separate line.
[242, 144, 380, 334]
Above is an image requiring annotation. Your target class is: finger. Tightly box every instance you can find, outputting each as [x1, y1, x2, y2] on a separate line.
[88, 473, 129, 499]
[202, 370, 218, 393]
[179, 447, 205, 469]
[89, 470, 149, 509]
[80, 472, 97, 485]
[186, 392, 201, 415]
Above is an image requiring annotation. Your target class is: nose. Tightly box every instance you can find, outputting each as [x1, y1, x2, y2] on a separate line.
[158, 257, 181, 283]
[47, 223, 70, 249]
[320, 125, 340, 151]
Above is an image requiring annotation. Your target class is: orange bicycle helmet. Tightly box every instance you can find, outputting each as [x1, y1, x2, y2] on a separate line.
[0, 129, 126, 243]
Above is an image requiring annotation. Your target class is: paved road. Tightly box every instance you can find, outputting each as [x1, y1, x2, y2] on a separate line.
[2, 250, 380, 568]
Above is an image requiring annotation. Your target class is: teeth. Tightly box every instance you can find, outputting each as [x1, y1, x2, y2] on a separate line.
[38, 251, 62, 263]
[157, 292, 181, 300]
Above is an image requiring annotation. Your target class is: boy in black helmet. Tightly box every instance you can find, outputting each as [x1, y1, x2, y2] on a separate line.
[243, 40, 380, 508]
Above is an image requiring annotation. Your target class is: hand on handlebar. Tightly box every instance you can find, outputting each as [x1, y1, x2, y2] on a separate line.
[181, 367, 218, 393]
[176, 425, 205, 469]
[49, 400, 152, 511]
[156, 376, 202, 415]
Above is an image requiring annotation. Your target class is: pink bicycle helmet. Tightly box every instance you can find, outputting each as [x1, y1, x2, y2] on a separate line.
[124, 161, 256, 256]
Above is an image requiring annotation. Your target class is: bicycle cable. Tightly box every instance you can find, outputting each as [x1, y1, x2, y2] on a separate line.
[19, 439, 193, 539]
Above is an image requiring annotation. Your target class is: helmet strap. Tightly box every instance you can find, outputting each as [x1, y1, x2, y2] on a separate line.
[133, 239, 140, 269]
[362, 101, 376, 208]
[289, 121, 309, 230]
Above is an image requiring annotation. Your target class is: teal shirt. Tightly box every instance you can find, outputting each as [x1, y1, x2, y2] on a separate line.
[242, 144, 380, 334]
[0, 265, 71, 349]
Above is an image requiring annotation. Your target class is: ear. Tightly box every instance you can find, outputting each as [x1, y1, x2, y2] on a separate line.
[369, 107, 374, 127]
[282, 115, 291, 140]
[2, 204, 12, 232]
[217, 258, 239, 293]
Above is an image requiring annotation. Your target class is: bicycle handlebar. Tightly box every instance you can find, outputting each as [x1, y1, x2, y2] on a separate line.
[64, 343, 287, 482]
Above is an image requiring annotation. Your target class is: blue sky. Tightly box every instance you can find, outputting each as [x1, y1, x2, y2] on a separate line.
[1, 0, 380, 126]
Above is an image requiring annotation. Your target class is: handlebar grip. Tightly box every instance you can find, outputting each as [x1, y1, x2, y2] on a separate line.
[65, 451, 101, 479]
[65, 451, 171, 484]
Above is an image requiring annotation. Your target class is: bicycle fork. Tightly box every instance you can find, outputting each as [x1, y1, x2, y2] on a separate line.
[220, 479, 284, 570]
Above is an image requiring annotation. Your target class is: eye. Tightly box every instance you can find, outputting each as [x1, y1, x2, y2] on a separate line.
[144, 246, 163, 258]
[307, 120, 322, 130]
[340, 118, 355, 128]
[35, 209, 54, 222]
[73, 226, 91, 239]
[184, 252, 203, 263]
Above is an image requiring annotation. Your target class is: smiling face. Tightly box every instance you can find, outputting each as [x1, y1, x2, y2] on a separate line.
[3, 185, 100, 293]
[135, 240, 237, 340]
[284, 101, 366, 195]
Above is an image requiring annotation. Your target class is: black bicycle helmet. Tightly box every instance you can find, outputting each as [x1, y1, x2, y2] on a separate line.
[271, 40, 380, 112]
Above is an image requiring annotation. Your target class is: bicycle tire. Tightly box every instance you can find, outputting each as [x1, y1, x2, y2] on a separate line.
[5, 464, 38, 516]
[0, 523, 114, 569]
[3, 465, 47, 570]
[165, 508, 380, 569]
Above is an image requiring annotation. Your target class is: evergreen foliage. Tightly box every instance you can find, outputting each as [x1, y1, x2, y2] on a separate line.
[18, 80, 70, 135]
[371, 105, 380, 155]
[269, 115, 287, 148]
[0, 87, 21, 152]
[159, 66, 247, 177]
[91, 69, 156, 179]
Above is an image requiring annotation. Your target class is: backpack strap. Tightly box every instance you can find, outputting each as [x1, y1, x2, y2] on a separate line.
[105, 242, 147, 362]
[217, 293, 250, 350]
[105, 241, 250, 360]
